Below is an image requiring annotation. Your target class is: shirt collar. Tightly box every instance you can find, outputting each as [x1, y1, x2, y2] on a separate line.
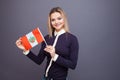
[54, 29, 66, 36]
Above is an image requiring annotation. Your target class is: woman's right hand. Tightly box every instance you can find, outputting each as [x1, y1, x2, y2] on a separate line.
[15, 38, 26, 51]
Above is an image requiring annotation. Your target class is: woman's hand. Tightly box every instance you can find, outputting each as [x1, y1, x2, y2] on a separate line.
[44, 45, 55, 58]
[15, 38, 27, 51]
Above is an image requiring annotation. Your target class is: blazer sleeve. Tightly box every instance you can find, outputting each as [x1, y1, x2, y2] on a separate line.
[55, 35, 79, 69]
[27, 42, 46, 65]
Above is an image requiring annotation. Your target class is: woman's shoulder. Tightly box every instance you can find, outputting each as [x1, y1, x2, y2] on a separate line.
[61, 32, 78, 43]
[44, 34, 50, 40]
[66, 32, 79, 46]
[65, 32, 78, 39]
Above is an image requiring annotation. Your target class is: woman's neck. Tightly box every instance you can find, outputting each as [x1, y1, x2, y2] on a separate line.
[54, 28, 65, 36]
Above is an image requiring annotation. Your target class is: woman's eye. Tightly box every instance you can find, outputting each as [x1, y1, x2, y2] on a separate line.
[51, 19, 55, 22]
[58, 17, 62, 20]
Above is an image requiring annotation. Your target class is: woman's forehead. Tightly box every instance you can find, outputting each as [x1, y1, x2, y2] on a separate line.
[50, 12, 62, 18]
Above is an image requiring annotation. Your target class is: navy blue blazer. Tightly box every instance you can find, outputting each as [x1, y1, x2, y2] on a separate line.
[27, 32, 79, 80]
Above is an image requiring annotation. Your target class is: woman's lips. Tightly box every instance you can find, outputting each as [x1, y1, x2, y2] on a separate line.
[54, 23, 61, 27]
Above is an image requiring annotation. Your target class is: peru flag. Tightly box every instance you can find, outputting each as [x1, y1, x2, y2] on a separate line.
[21, 27, 45, 50]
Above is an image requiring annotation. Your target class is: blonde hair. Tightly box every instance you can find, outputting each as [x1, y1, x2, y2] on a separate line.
[48, 7, 70, 37]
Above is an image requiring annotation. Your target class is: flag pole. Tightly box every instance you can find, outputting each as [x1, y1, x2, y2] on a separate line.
[37, 27, 48, 46]
[44, 39, 48, 46]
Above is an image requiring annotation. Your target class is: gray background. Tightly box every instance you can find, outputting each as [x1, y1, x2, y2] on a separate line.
[0, 0, 120, 80]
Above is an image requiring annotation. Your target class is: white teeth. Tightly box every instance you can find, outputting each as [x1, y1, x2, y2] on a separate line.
[55, 23, 60, 27]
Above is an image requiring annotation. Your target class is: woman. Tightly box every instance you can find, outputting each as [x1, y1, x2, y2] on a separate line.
[16, 7, 79, 80]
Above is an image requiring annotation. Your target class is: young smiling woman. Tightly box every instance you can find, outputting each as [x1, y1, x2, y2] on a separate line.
[16, 7, 79, 80]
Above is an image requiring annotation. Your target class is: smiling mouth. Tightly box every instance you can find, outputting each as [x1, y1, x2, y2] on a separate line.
[55, 23, 61, 27]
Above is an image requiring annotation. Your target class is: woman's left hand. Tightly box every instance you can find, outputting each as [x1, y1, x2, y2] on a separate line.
[44, 45, 55, 58]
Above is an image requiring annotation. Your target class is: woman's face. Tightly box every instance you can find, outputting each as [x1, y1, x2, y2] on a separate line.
[50, 12, 64, 32]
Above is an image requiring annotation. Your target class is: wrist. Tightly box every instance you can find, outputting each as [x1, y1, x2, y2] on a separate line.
[23, 50, 30, 55]
[52, 53, 59, 61]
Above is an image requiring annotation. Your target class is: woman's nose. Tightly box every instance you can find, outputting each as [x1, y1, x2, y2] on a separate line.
[55, 19, 59, 24]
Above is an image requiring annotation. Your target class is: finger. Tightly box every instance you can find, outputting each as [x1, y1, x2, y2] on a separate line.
[46, 45, 53, 48]
[16, 40, 20, 44]
[44, 48, 49, 52]
[16, 40, 19, 45]
[44, 48, 51, 53]
[46, 46, 50, 49]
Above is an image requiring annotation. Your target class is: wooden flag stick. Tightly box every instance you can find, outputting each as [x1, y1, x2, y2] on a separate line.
[37, 27, 48, 46]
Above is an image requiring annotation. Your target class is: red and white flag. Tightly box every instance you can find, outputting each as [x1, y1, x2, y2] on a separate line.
[21, 27, 46, 50]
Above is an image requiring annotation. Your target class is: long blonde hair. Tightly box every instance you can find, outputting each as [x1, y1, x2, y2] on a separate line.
[48, 7, 70, 37]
